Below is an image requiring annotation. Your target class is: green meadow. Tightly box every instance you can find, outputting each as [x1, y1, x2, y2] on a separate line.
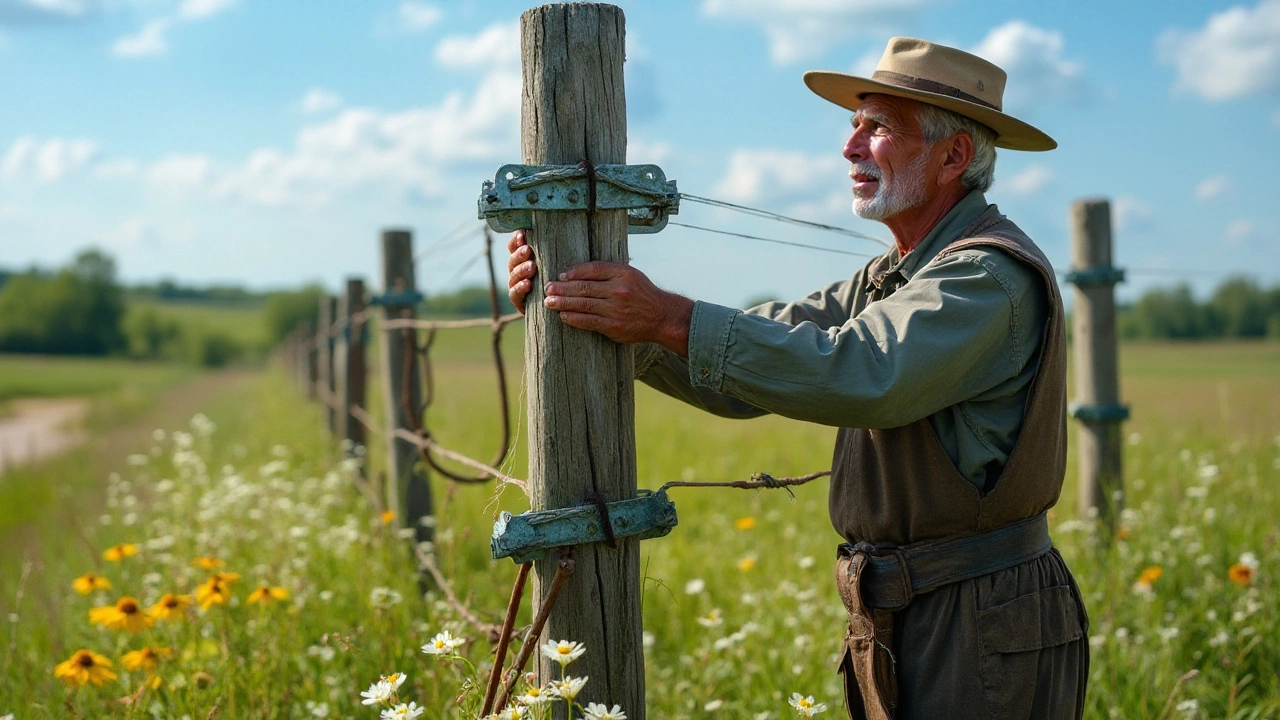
[0, 335, 1276, 719]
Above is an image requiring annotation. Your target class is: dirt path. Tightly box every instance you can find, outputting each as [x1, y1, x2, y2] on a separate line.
[0, 398, 91, 475]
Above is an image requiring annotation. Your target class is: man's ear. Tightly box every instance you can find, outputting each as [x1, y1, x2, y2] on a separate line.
[937, 131, 975, 187]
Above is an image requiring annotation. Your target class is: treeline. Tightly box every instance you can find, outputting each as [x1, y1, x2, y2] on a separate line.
[1119, 277, 1280, 340]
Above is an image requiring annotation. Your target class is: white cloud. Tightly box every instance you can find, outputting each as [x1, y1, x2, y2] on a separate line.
[971, 21, 1084, 110]
[178, 0, 235, 20]
[1, 136, 97, 182]
[434, 22, 519, 70]
[711, 148, 844, 204]
[1195, 175, 1228, 200]
[1004, 163, 1054, 195]
[300, 87, 342, 114]
[701, 0, 938, 65]
[98, 216, 155, 249]
[1158, 0, 1280, 101]
[93, 158, 140, 178]
[146, 153, 215, 189]
[627, 138, 674, 166]
[112, 18, 169, 57]
[1226, 218, 1255, 244]
[398, 1, 441, 32]
[1113, 196, 1153, 233]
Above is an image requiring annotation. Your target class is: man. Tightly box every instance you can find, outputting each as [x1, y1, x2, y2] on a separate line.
[507, 38, 1088, 720]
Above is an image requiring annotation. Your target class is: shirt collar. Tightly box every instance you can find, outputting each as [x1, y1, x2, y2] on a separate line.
[865, 190, 991, 291]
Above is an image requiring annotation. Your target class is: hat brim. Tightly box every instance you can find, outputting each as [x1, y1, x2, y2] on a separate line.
[804, 71, 1057, 152]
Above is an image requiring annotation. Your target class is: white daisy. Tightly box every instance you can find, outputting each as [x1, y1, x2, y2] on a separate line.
[422, 630, 466, 655]
[539, 639, 586, 667]
[583, 702, 627, 719]
[360, 679, 392, 706]
[789, 693, 827, 717]
[380, 701, 425, 719]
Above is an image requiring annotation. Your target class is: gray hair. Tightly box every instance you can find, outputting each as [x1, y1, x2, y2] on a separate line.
[914, 103, 997, 193]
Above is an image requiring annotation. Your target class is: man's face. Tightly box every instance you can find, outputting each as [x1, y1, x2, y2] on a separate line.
[843, 95, 936, 221]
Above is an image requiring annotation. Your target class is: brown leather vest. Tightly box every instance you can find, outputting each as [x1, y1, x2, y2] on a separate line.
[828, 207, 1068, 546]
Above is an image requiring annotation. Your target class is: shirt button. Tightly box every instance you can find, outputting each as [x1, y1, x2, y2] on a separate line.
[699, 367, 710, 378]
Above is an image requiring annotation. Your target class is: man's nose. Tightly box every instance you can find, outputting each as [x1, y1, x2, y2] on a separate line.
[842, 131, 866, 163]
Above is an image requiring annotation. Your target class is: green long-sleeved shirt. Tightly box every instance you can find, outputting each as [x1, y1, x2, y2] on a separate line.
[636, 191, 1049, 491]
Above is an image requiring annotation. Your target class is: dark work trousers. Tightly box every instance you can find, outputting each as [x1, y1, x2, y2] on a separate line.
[840, 549, 1089, 720]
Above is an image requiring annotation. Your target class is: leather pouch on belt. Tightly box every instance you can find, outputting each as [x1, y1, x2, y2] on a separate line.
[835, 552, 897, 720]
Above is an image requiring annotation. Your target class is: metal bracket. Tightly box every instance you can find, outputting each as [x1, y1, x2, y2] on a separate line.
[1070, 402, 1130, 423]
[477, 163, 679, 234]
[368, 291, 424, 307]
[1064, 267, 1125, 287]
[491, 489, 678, 563]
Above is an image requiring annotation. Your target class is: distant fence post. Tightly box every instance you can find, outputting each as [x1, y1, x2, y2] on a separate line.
[294, 322, 312, 396]
[306, 322, 319, 402]
[1068, 198, 1128, 528]
[379, 229, 434, 546]
[521, 4, 644, 714]
[317, 295, 338, 435]
[339, 278, 368, 454]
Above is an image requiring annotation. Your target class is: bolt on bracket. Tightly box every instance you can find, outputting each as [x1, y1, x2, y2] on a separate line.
[477, 163, 679, 234]
[491, 488, 679, 563]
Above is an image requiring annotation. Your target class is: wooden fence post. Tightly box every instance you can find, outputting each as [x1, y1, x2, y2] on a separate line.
[521, 4, 644, 714]
[379, 229, 434, 545]
[306, 322, 319, 402]
[338, 278, 368, 454]
[317, 295, 338, 435]
[1069, 198, 1128, 528]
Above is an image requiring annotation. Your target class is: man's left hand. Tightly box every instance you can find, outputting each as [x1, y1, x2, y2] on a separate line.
[544, 261, 693, 357]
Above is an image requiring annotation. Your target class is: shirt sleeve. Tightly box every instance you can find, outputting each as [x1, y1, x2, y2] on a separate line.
[683, 249, 1039, 429]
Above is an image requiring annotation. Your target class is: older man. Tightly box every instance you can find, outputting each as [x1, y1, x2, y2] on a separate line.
[508, 38, 1088, 720]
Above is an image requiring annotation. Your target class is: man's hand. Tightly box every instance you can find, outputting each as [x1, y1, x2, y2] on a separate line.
[505, 229, 693, 356]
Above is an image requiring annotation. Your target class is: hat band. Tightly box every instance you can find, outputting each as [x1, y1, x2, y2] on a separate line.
[871, 70, 999, 111]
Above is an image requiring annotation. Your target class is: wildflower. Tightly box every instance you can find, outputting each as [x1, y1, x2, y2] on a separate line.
[797, 556, 816, 569]
[697, 608, 723, 628]
[149, 593, 191, 621]
[382, 672, 407, 692]
[540, 639, 586, 667]
[1176, 698, 1199, 716]
[1133, 565, 1163, 594]
[583, 702, 627, 720]
[738, 556, 757, 572]
[516, 685, 553, 706]
[370, 587, 404, 608]
[684, 578, 705, 595]
[789, 693, 828, 717]
[548, 675, 588, 702]
[103, 543, 139, 562]
[361, 679, 393, 706]
[705, 700, 724, 711]
[735, 516, 757, 530]
[195, 573, 240, 609]
[380, 702, 424, 719]
[246, 585, 290, 604]
[381, 510, 397, 525]
[72, 573, 112, 595]
[192, 556, 225, 570]
[89, 596, 155, 633]
[422, 631, 466, 655]
[121, 646, 172, 672]
[1228, 564, 1255, 585]
[54, 649, 118, 686]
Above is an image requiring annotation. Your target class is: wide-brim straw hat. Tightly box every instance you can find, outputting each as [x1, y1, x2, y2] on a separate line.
[804, 37, 1056, 152]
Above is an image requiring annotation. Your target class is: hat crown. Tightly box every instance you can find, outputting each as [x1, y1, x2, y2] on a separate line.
[875, 37, 1006, 113]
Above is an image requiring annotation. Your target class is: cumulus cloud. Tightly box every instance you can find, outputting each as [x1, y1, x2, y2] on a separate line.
[398, 1, 442, 32]
[1004, 163, 1054, 195]
[112, 17, 170, 57]
[146, 153, 215, 189]
[971, 21, 1085, 110]
[94, 158, 140, 178]
[1158, 0, 1280, 101]
[1226, 218, 1254, 245]
[1113, 196, 1153, 233]
[1195, 175, 1228, 200]
[434, 21, 519, 70]
[701, 0, 939, 65]
[300, 87, 342, 114]
[711, 148, 845, 204]
[1, 136, 98, 182]
[178, 0, 235, 20]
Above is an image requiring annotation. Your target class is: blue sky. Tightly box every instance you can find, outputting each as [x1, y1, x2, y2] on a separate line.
[2, 0, 1278, 307]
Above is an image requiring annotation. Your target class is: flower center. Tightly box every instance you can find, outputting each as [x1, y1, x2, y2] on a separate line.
[77, 653, 95, 668]
[120, 600, 138, 614]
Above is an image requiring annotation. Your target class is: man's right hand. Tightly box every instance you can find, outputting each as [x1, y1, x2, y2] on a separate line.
[507, 229, 537, 315]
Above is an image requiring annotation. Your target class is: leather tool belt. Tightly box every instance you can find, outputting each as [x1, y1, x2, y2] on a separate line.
[833, 513, 1052, 720]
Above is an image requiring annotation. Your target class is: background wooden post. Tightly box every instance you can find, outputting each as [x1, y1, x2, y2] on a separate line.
[317, 295, 337, 435]
[306, 322, 319, 402]
[521, 4, 644, 715]
[1070, 198, 1126, 527]
[379, 229, 434, 546]
[339, 278, 368, 454]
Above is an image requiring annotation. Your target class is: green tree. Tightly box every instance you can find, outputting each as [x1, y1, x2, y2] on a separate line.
[1123, 284, 1206, 339]
[1208, 276, 1268, 338]
[0, 249, 126, 355]
[263, 285, 325, 345]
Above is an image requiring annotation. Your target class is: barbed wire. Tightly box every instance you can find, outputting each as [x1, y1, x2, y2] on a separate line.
[668, 221, 875, 258]
[679, 193, 891, 248]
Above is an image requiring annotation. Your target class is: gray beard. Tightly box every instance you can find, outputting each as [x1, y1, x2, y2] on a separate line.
[852, 151, 932, 221]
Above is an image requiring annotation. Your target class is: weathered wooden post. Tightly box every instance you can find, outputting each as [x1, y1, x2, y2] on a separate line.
[1068, 198, 1128, 527]
[338, 278, 368, 454]
[520, 4, 644, 715]
[378, 229, 434, 544]
[306, 322, 319, 402]
[294, 323, 312, 395]
[318, 295, 338, 435]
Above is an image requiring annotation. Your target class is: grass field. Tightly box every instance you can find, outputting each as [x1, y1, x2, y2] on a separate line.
[0, 337, 1276, 719]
